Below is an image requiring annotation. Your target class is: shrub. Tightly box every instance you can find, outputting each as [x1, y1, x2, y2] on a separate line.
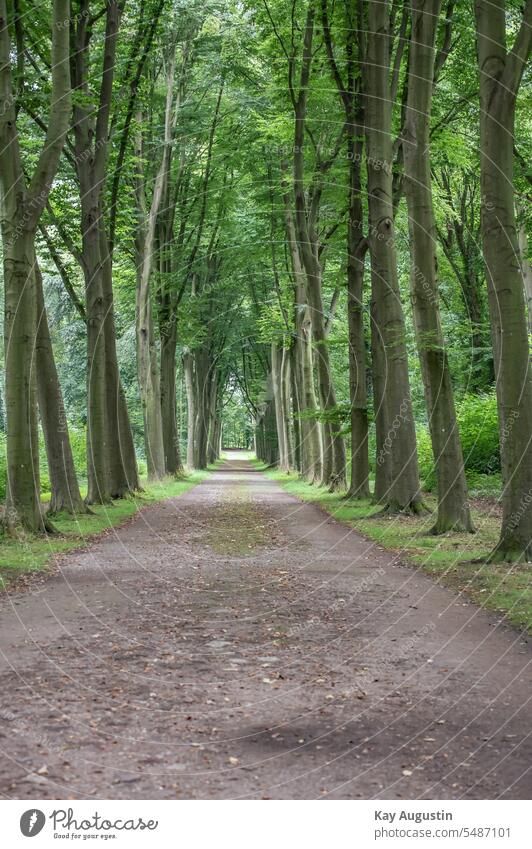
[417, 392, 500, 491]
[457, 392, 500, 475]
[0, 424, 87, 502]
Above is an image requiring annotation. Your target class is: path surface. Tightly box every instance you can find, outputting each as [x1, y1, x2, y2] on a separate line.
[0, 452, 530, 800]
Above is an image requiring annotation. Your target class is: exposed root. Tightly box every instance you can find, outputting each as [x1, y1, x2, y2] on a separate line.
[369, 500, 431, 519]
[327, 476, 346, 494]
[470, 543, 532, 565]
[429, 518, 476, 536]
[343, 486, 371, 501]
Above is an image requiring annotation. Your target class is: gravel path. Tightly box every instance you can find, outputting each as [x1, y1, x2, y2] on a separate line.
[0, 452, 530, 799]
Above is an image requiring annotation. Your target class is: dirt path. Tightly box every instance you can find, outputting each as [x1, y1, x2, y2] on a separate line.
[0, 452, 530, 800]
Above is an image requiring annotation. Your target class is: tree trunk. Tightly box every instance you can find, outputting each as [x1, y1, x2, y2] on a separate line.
[370, 291, 391, 503]
[283, 182, 321, 482]
[183, 351, 196, 469]
[281, 345, 295, 468]
[346, 118, 370, 499]
[35, 260, 86, 515]
[100, 227, 139, 494]
[475, 0, 532, 561]
[403, 0, 473, 533]
[517, 207, 532, 337]
[134, 105, 169, 481]
[289, 343, 302, 472]
[364, 0, 423, 513]
[2, 229, 44, 530]
[257, 399, 279, 466]
[72, 2, 122, 505]
[291, 3, 345, 490]
[0, 0, 71, 530]
[82, 194, 111, 504]
[271, 341, 289, 470]
[160, 317, 183, 475]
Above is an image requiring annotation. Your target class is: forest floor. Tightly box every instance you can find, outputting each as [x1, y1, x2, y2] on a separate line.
[0, 472, 208, 588]
[0, 451, 530, 800]
[261, 466, 532, 632]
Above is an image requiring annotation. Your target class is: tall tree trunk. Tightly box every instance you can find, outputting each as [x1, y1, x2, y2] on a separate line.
[346, 122, 370, 499]
[364, 0, 423, 513]
[136, 281, 166, 480]
[289, 343, 302, 472]
[271, 341, 289, 470]
[193, 347, 211, 469]
[321, 0, 369, 497]
[82, 194, 111, 504]
[291, 2, 345, 490]
[0, 0, 71, 530]
[183, 351, 196, 469]
[35, 261, 86, 515]
[280, 345, 295, 468]
[2, 230, 43, 530]
[282, 175, 321, 482]
[257, 399, 279, 466]
[134, 85, 176, 481]
[370, 292, 391, 503]
[517, 207, 532, 337]
[475, 0, 532, 561]
[207, 376, 220, 465]
[72, 1, 123, 504]
[403, 0, 473, 533]
[100, 227, 140, 494]
[160, 317, 183, 475]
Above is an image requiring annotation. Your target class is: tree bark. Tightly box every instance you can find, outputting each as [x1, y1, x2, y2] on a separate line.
[160, 316, 183, 475]
[193, 347, 211, 469]
[280, 345, 295, 469]
[403, 0, 473, 533]
[0, 0, 71, 531]
[71, 1, 131, 504]
[100, 227, 140, 495]
[183, 351, 196, 469]
[346, 115, 370, 499]
[321, 0, 369, 498]
[271, 341, 289, 470]
[517, 206, 532, 337]
[134, 58, 177, 481]
[475, 0, 532, 560]
[35, 261, 86, 515]
[364, 0, 423, 513]
[290, 3, 346, 489]
[282, 184, 322, 481]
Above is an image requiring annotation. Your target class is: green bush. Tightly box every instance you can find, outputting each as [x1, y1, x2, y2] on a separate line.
[68, 427, 87, 482]
[417, 392, 500, 491]
[457, 392, 500, 474]
[0, 425, 87, 501]
[416, 425, 436, 490]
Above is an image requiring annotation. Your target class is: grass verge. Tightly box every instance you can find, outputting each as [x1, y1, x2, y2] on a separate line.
[258, 464, 531, 633]
[0, 471, 208, 589]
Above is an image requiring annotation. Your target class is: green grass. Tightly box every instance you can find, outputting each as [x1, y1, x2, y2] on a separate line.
[258, 463, 531, 633]
[0, 471, 208, 589]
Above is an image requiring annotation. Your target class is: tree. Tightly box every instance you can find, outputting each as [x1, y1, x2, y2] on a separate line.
[322, 0, 370, 499]
[475, 0, 532, 561]
[70, 1, 141, 503]
[0, 0, 71, 531]
[403, 0, 473, 532]
[363, 0, 423, 513]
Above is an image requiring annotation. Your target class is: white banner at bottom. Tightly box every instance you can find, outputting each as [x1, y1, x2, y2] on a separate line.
[0, 799, 528, 848]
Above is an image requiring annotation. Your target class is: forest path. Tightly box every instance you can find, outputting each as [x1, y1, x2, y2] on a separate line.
[0, 451, 530, 800]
